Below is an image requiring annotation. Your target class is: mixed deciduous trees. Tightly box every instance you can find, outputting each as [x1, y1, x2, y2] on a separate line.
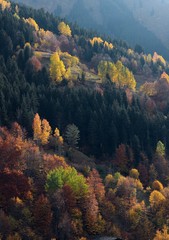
[2, 2, 169, 239]
[98, 60, 136, 90]
[32, 113, 51, 145]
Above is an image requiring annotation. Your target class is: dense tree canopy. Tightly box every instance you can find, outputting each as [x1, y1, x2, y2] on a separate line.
[1, 1, 169, 239]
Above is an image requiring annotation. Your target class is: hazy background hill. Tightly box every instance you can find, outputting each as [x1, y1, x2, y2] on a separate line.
[13, 0, 169, 58]
[124, 0, 169, 50]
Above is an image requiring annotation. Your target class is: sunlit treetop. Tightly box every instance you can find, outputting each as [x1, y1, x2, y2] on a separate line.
[154, 225, 169, 240]
[0, 0, 11, 11]
[46, 166, 88, 198]
[49, 52, 66, 82]
[98, 60, 136, 90]
[153, 52, 166, 66]
[149, 190, 165, 208]
[104, 41, 113, 50]
[90, 37, 104, 45]
[90, 37, 113, 50]
[58, 21, 71, 37]
[160, 72, 169, 83]
[24, 17, 39, 31]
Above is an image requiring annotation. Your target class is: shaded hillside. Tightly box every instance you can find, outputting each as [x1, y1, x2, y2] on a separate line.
[13, 0, 169, 59]
[123, 0, 169, 50]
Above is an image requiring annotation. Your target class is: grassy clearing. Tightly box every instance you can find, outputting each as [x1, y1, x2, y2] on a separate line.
[35, 50, 103, 84]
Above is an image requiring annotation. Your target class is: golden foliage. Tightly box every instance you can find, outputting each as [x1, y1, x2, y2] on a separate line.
[14, 197, 23, 205]
[104, 41, 113, 50]
[90, 37, 113, 50]
[149, 190, 165, 208]
[153, 52, 166, 66]
[49, 52, 66, 82]
[127, 48, 134, 56]
[140, 82, 157, 96]
[54, 127, 64, 145]
[129, 168, 140, 179]
[54, 128, 60, 138]
[32, 113, 51, 145]
[41, 119, 51, 145]
[0, 0, 10, 11]
[58, 21, 71, 37]
[152, 180, 164, 191]
[161, 72, 169, 83]
[90, 37, 104, 45]
[60, 52, 79, 67]
[24, 17, 39, 31]
[98, 60, 136, 90]
[32, 113, 42, 142]
[154, 225, 169, 240]
[64, 68, 72, 80]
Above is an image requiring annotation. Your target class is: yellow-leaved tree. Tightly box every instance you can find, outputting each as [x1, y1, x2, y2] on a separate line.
[58, 21, 71, 37]
[90, 37, 113, 50]
[41, 119, 52, 145]
[32, 113, 42, 142]
[24, 17, 39, 31]
[153, 52, 166, 66]
[0, 0, 11, 11]
[149, 190, 165, 208]
[154, 225, 169, 240]
[49, 52, 66, 82]
[98, 60, 136, 90]
[32, 114, 51, 145]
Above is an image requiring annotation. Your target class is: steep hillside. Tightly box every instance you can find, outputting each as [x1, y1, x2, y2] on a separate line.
[13, 0, 169, 59]
[123, 0, 169, 50]
[2, 1, 169, 239]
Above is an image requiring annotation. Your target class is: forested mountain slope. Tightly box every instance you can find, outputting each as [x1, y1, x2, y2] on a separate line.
[1, 0, 169, 239]
[13, 0, 169, 59]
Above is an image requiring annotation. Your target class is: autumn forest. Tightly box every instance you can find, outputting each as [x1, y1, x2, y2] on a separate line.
[1, 0, 169, 239]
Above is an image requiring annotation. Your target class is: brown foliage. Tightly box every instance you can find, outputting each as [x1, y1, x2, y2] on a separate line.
[33, 195, 52, 237]
[29, 56, 42, 72]
[87, 169, 105, 203]
[43, 154, 68, 172]
[83, 186, 100, 235]
[0, 170, 30, 203]
[138, 163, 149, 187]
[0, 126, 25, 171]
[114, 144, 133, 174]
